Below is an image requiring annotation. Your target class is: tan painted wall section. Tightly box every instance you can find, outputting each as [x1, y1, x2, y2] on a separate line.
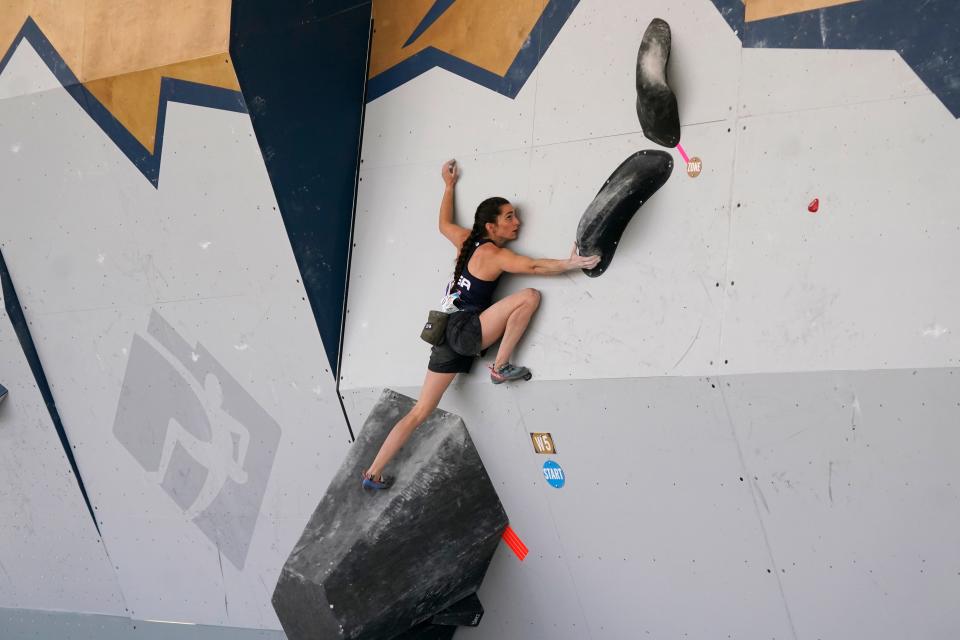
[82, 0, 232, 81]
[1, 0, 233, 82]
[1, 1, 239, 153]
[84, 53, 239, 152]
[370, 0, 550, 78]
[1, 0, 88, 82]
[745, 0, 862, 22]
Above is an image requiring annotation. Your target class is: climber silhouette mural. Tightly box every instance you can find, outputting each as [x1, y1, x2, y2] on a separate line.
[113, 310, 281, 570]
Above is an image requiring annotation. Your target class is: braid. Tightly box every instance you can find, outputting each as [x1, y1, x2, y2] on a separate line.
[452, 223, 486, 286]
[451, 196, 509, 286]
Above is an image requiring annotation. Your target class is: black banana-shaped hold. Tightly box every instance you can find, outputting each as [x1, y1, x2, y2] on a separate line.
[575, 150, 673, 277]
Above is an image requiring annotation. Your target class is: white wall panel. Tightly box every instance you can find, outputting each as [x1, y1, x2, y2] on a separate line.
[0, 40, 62, 100]
[722, 94, 960, 375]
[740, 48, 931, 118]
[361, 67, 539, 170]
[0, 303, 125, 615]
[532, 0, 740, 147]
[0, 41, 349, 629]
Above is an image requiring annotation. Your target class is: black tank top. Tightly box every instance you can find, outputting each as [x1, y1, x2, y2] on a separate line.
[453, 239, 502, 312]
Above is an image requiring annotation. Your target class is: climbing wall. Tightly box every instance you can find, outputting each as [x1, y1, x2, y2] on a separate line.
[0, 1, 367, 635]
[1, 0, 959, 638]
[342, 1, 960, 638]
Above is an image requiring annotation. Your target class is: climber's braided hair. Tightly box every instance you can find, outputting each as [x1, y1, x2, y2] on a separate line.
[452, 197, 509, 286]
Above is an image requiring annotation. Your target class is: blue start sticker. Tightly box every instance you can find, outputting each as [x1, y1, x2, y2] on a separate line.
[542, 460, 565, 489]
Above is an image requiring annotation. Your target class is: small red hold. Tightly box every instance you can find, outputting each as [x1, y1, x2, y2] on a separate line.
[808, 198, 819, 213]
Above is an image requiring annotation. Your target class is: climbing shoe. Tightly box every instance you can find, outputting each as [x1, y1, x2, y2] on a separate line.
[361, 471, 392, 491]
[490, 362, 532, 384]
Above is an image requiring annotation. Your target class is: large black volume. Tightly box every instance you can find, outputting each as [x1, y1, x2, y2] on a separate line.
[272, 389, 508, 640]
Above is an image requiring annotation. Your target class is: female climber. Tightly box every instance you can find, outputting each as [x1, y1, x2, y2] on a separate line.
[361, 159, 600, 490]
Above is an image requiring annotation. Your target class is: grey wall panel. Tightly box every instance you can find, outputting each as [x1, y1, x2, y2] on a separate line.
[0, 300, 125, 614]
[0, 41, 349, 628]
[722, 94, 960, 375]
[482, 377, 793, 640]
[721, 367, 960, 639]
[343, 377, 796, 639]
[0, 40, 62, 100]
[345, 368, 960, 639]
[0, 607, 287, 640]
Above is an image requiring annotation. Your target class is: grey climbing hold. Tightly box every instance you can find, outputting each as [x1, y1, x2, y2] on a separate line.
[636, 18, 681, 147]
[576, 150, 674, 277]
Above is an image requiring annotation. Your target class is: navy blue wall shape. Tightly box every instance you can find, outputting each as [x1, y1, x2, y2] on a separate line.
[710, 0, 960, 118]
[230, 1, 372, 379]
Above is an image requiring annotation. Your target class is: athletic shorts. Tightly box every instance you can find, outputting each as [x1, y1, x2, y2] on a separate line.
[427, 310, 483, 374]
